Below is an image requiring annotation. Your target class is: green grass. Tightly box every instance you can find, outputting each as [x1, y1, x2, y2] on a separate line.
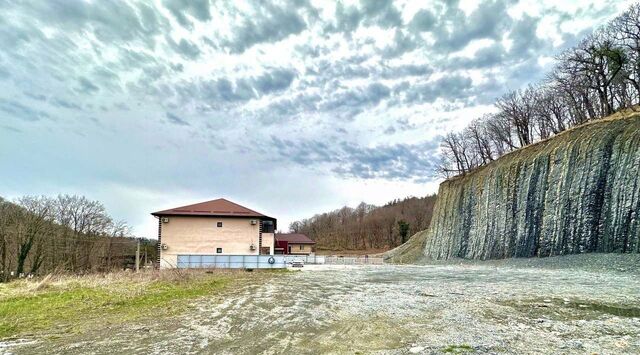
[0, 270, 269, 339]
[442, 344, 474, 353]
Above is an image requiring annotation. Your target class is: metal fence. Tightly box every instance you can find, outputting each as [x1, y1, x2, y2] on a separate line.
[282, 254, 326, 264]
[279, 254, 385, 265]
[176, 254, 288, 269]
[324, 256, 385, 265]
[175, 254, 384, 269]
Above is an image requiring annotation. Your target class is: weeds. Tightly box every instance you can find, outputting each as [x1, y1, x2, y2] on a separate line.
[442, 344, 474, 353]
[0, 269, 271, 339]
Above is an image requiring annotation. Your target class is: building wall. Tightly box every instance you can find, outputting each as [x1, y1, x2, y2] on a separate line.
[288, 243, 313, 255]
[159, 216, 261, 268]
[262, 232, 275, 255]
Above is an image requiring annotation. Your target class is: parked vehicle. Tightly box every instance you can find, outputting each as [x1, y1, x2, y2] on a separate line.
[289, 260, 304, 268]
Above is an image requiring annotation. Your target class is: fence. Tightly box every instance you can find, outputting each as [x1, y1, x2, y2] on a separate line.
[279, 254, 385, 265]
[177, 254, 287, 269]
[282, 254, 326, 264]
[175, 254, 384, 269]
[324, 256, 385, 265]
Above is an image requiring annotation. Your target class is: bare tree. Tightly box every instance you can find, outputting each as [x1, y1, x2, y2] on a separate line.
[436, 3, 640, 178]
[14, 196, 52, 276]
[0, 194, 151, 280]
[466, 117, 496, 164]
[290, 195, 437, 250]
[496, 88, 536, 147]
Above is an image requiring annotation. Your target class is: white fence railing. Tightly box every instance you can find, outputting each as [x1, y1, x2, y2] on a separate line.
[282, 255, 326, 264]
[324, 256, 384, 265]
[281, 255, 384, 265]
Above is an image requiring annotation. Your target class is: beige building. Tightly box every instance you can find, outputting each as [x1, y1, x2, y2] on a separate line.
[152, 198, 276, 269]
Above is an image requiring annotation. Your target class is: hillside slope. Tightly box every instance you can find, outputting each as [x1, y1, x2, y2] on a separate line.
[291, 195, 437, 251]
[386, 110, 640, 262]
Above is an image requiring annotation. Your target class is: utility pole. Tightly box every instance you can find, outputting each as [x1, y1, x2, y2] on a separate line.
[135, 239, 140, 272]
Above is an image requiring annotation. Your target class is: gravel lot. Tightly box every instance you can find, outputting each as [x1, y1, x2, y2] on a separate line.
[8, 255, 640, 354]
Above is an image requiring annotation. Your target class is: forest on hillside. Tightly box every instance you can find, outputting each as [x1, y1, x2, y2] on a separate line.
[0, 195, 156, 281]
[289, 195, 437, 250]
[439, 4, 640, 177]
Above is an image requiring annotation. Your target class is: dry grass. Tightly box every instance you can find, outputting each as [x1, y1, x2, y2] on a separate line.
[0, 269, 240, 301]
[0, 269, 277, 339]
[383, 229, 429, 264]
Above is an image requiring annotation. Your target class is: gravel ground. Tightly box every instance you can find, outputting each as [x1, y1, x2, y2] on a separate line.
[6, 255, 640, 354]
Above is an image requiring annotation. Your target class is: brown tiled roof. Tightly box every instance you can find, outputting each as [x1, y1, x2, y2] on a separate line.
[152, 198, 273, 219]
[275, 233, 316, 244]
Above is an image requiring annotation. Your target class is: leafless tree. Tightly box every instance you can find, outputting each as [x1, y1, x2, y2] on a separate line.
[496, 87, 537, 147]
[436, 3, 640, 178]
[289, 195, 437, 250]
[0, 194, 154, 280]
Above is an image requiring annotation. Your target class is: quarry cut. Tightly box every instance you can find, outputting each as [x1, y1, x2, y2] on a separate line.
[388, 111, 640, 262]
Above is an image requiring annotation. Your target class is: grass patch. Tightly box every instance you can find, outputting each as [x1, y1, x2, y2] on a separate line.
[497, 298, 640, 322]
[442, 344, 474, 353]
[0, 269, 274, 339]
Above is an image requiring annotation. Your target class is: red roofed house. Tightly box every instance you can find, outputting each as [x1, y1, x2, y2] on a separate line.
[274, 233, 316, 255]
[152, 198, 276, 269]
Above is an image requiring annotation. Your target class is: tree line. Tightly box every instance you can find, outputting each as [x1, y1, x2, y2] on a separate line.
[289, 195, 437, 250]
[0, 195, 156, 281]
[439, 4, 640, 177]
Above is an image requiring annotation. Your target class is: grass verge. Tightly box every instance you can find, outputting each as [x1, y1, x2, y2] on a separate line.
[0, 269, 275, 339]
[442, 344, 474, 353]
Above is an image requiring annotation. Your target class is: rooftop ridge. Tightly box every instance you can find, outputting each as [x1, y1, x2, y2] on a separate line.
[151, 198, 274, 219]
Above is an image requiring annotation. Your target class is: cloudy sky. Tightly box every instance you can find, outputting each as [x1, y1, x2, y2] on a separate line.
[0, 0, 634, 237]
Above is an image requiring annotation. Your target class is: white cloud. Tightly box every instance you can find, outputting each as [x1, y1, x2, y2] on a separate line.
[0, 0, 632, 235]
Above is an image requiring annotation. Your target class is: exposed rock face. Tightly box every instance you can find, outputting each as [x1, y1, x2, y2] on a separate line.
[388, 112, 640, 262]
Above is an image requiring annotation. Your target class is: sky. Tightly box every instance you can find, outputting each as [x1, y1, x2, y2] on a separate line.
[0, 0, 635, 238]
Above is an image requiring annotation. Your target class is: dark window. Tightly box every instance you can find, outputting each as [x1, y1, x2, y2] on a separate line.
[216, 248, 222, 253]
[262, 220, 274, 233]
[217, 222, 223, 227]
[299, 245, 303, 250]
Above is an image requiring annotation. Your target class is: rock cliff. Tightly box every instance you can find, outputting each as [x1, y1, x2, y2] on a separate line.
[387, 110, 640, 262]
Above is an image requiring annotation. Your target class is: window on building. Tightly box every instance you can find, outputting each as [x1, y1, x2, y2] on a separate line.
[262, 220, 274, 233]
[216, 248, 222, 253]
[217, 222, 223, 227]
[299, 245, 304, 250]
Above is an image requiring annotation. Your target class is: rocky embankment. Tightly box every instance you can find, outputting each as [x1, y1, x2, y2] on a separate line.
[387, 110, 640, 262]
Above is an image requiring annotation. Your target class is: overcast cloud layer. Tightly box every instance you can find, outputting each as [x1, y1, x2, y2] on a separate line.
[0, 0, 634, 237]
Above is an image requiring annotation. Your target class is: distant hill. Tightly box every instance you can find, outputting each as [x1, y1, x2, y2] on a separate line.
[0, 195, 156, 280]
[289, 195, 437, 251]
